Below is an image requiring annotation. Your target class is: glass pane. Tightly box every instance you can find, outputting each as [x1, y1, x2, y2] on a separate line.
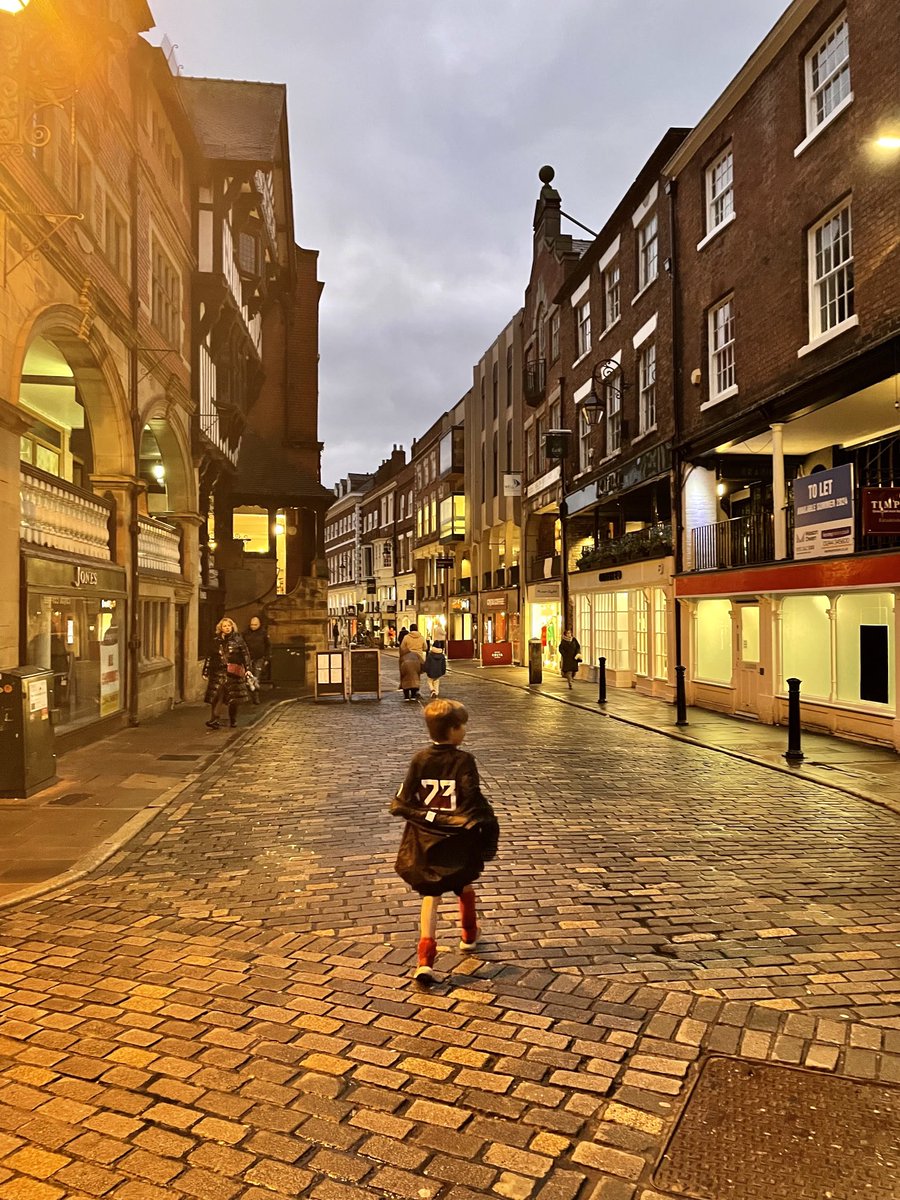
[695, 599, 732, 684]
[740, 606, 760, 662]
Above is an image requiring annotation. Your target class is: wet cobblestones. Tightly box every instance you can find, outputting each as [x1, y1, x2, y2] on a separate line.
[1, 669, 899, 1198]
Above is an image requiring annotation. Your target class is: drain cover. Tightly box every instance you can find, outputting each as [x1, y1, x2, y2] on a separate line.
[653, 1056, 900, 1200]
[49, 792, 91, 806]
[158, 754, 201, 761]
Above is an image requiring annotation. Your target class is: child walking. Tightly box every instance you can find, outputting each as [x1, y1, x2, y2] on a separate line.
[391, 699, 499, 981]
[423, 643, 447, 698]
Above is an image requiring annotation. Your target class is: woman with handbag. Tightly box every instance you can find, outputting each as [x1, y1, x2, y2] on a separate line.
[558, 629, 582, 690]
[202, 617, 251, 728]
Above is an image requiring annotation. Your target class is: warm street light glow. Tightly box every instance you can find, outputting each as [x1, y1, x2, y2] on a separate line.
[0, 0, 30, 12]
[876, 136, 900, 149]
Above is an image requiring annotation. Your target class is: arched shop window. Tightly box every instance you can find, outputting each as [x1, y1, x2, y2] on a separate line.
[695, 598, 732, 684]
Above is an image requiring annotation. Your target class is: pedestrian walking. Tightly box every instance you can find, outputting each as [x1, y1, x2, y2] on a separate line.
[243, 615, 271, 704]
[391, 699, 499, 982]
[397, 626, 409, 649]
[558, 628, 581, 689]
[424, 643, 447, 698]
[202, 617, 251, 728]
[331, 621, 339, 648]
[398, 623, 427, 700]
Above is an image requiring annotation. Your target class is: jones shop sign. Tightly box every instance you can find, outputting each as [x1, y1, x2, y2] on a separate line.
[793, 464, 855, 560]
[862, 488, 900, 535]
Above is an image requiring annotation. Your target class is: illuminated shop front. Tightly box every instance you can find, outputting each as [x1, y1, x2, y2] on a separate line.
[527, 581, 562, 672]
[679, 556, 900, 747]
[22, 556, 126, 734]
[449, 595, 474, 648]
[481, 591, 520, 656]
[569, 562, 674, 697]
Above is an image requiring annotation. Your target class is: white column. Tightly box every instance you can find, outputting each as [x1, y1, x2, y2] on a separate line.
[771, 423, 786, 560]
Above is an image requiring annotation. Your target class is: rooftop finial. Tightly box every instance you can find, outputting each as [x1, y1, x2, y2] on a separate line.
[538, 165, 555, 185]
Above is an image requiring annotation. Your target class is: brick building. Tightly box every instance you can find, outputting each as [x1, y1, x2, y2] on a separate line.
[325, 473, 371, 643]
[554, 129, 688, 698]
[671, 0, 900, 745]
[520, 168, 590, 673]
[466, 314, 522, 659]
[1, 0, 201, 746]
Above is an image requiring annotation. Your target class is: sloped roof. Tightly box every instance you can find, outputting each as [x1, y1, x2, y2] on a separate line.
[179, 76, 286, 162]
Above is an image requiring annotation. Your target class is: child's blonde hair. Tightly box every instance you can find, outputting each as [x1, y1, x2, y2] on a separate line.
[424, 698, 468, 742]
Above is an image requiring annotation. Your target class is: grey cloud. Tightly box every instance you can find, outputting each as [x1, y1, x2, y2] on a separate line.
[150, 0, 789, 484]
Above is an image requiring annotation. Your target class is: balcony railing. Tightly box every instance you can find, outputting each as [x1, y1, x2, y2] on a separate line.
[577, 523, 673, 571]
[138, 516, 182, 575]
[524, 359, 546, 408]
[529, 552, 561, 582]
[20, 465, 113, 560]
[691, 514, 773, 571]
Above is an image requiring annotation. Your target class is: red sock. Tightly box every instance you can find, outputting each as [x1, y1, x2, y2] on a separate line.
[459, 891, 477, 944]
[417, 937, 436, 967]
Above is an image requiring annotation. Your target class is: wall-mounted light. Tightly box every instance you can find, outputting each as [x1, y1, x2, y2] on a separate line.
[716, 481, 727, 498]
[151, 463, 165, 482]
[875, 135, 900, 149]
[273, 521, 285, 536]
[0, 1, 31, 13]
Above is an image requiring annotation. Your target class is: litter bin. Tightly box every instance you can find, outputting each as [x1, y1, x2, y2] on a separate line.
[269, 642, 307, 686]
[528, 639, 543, 686]
[0, 666, 57, 798]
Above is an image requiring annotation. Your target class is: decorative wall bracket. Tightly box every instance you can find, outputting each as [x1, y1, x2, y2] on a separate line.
[0, 207, 84, 287]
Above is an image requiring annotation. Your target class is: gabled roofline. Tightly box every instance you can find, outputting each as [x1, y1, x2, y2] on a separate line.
[665, 0, 817, 177]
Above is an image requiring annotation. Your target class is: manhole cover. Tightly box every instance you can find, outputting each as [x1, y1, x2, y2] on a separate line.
[158, 754, 201, 761]
[653, 1056, 900, 1200]
[49, 792, 91, 806]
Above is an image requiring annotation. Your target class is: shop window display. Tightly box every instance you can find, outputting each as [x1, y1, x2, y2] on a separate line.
[26, 595, 122, 729]
[781, 594, 831, 700]
[653, 588, 668, 680]
[695, 598, 732, 684]
[835, 592, 894, 708]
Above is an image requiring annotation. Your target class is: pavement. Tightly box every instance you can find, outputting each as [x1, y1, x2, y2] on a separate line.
[0, 658, 899, 1198]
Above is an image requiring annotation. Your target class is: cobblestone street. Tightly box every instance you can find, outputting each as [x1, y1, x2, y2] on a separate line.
[2, 665, 900, 1200]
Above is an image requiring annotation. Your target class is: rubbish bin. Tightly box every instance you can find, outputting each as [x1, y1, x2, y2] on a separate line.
[269, 642, 307, 686]
[0, 666, 57, 798]
[528, 639, 543, 686]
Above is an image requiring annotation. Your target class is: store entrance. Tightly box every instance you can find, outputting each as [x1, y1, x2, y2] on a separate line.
[736, 603, 760, 716]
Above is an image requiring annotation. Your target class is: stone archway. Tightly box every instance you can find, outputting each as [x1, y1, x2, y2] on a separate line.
[11, 305, 134, 480]
[138, 410, 196, 516]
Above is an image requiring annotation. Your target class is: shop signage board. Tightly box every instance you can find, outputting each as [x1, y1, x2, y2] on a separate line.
[315, 651, 347, 701]
[349, 649, 381, 700]
[435, 557, 455, 569]
[450, 597, 470, 612]
[503, 473, 522, 497]
[532, 582, 561, 601]
[483, 594, 508, 611]
[793, 464, 855, 560]
[862, 488, 900, 535]
[481, 641, 512, 667]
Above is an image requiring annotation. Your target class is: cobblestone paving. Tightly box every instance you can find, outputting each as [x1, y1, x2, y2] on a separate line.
[1, 669, 900, 1200]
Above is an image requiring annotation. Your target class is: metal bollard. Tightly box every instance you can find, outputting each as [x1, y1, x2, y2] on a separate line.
[597, 656, 607, 706]
[675, 664, 688, 726]
[784, 676, 804, 763]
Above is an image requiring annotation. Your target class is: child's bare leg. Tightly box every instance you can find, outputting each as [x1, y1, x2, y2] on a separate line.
[415, 896, 439, 981]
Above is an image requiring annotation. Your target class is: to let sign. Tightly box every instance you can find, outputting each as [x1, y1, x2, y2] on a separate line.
[793, 464, 855, 560]
[862, 488, 900, 535]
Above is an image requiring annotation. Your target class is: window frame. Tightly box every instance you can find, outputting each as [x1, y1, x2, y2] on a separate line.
[638, 343, 657, 435]
[605, 371, 622, 457]
[705, 146, 734, 235]
[808, 199, 854, 342]
[637, 213, 658, 293]
[575, 298, 592, 360]
[708, 295, 737, 402]
[805, 13, 851, 137]
[602, 262, 621, 330]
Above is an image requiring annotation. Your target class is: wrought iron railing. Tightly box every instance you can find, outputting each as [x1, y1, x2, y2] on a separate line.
[691, 513, 773, 571]
[577, 523, 673, 571]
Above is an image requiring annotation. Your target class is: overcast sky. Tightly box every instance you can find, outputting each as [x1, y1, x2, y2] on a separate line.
[149, 0, 789, 489]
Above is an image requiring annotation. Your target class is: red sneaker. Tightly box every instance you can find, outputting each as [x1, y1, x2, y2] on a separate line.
[414, 937, 437, 980]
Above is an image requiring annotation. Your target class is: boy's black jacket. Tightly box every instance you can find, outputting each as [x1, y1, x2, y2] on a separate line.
[391, 743, 499, 896]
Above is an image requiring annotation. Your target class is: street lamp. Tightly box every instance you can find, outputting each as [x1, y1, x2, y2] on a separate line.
[0, 1, 30, 12]
[580, 359, 625, 427]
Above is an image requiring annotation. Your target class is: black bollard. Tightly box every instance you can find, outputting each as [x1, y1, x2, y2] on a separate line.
[675, 664, 688, 726]
[597, 656, 607, 706]
[784, 676, 804, 763]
